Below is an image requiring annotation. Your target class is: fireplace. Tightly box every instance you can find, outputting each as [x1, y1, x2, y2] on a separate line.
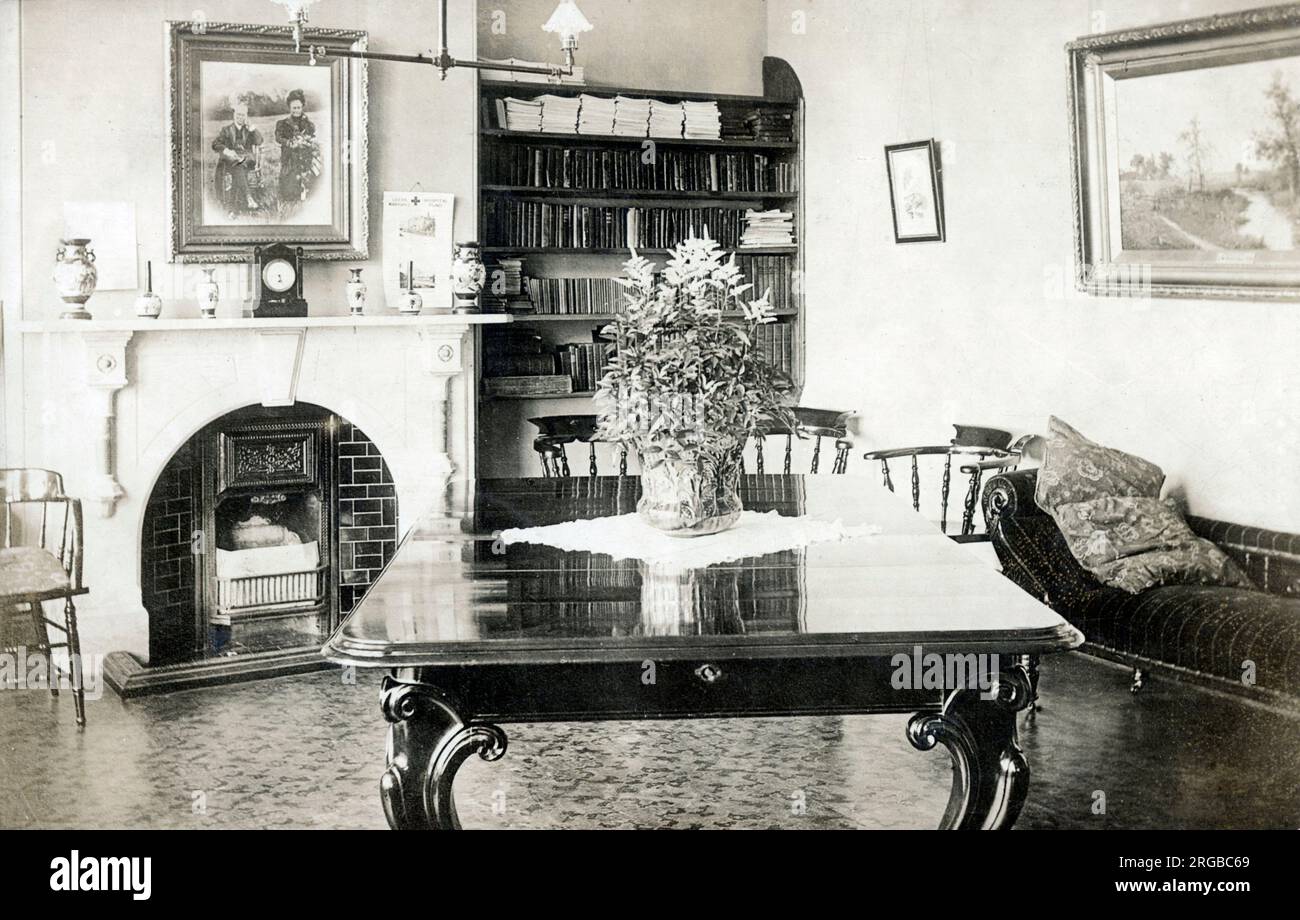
[141, 404, 397, 668]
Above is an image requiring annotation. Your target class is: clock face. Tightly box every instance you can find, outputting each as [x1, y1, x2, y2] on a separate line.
[262, 259, 296, 294]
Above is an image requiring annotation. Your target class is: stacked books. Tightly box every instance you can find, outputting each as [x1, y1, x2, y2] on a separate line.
[500, 97, 543, 132]
[495, 258, 525, 295]
[613, 96, 652, 137]
[539, 95, 581, 134]
[560, 342, 615, 392]
[721, 107, 751, 140]
[648, 100, 685, 138]
[578, 94, 617, 135]
[745, 109, 795, 142]
[683, 100, 722, 140]
[481, 257, 528, 314]
[740, 209, 796, 248]
[483, 376, 573, 397]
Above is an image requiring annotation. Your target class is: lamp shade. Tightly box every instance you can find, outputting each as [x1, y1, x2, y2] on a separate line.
[272, 0, 322, 20]
[542, 0, 594, 43]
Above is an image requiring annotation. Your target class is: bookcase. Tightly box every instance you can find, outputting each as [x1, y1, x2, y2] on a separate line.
[475, 59, 805, 478]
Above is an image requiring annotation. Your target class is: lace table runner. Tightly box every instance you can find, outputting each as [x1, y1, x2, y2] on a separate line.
[499, 510, 883, 569]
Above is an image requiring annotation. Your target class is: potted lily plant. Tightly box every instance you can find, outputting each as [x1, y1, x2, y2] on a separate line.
[595, 233, 795, 536]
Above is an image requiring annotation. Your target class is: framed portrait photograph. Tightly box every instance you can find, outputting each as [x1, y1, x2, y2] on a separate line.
[1069, 4, 1300, 299]
[167, 21, 369, 262]
[885, 140, 945, 243]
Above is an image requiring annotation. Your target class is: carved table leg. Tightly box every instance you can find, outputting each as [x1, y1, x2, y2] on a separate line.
[907, 664, 1033, 830]
[378, 675, 507, 830]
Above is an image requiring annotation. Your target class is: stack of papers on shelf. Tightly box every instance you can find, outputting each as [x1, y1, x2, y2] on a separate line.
[683, 100, 722, 140]
[648, 100, 685, 138]
[538, 95, 581, 133]
[578, 94, 617, 135]
[501, 97, 543, 132]
[740, 210, 796, 248]
[613, 96, 651, 137]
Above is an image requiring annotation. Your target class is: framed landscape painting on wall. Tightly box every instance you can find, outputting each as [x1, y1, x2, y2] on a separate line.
[167, 21, 369, 262]
[1069, 4, 1300, 299]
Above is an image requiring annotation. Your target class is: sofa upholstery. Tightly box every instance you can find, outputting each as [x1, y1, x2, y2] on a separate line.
[983, 469, 1300, 703]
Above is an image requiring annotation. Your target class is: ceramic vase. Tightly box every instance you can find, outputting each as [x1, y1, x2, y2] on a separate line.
[450, 242, 487, 314]
[346, 268, 367, 316]
[53, 238, 97, 320]
[196, 268, 220, 319]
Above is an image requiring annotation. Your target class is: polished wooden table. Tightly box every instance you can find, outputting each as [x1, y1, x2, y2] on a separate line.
[323, 476, 1083, 830]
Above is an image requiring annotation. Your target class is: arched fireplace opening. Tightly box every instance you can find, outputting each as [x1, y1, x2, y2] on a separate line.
[141, 403, 397, 668]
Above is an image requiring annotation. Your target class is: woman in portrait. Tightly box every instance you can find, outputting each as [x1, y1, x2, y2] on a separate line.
[211, 102, 263, 219]
[275, 88, 320, 210]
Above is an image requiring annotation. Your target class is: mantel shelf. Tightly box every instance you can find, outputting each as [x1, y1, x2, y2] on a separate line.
[19, 314, 513, 334]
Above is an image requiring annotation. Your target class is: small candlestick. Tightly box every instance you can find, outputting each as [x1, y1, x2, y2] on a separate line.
[134, 258, 163, 319]
[398, 260, 423, 315]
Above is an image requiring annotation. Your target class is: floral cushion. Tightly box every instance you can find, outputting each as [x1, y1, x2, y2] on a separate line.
[0, 546, 71, 600]
[1053, 496, 1253, 594]
[1047, 414, 1091, 443]
[1034, 425, 1165, 517]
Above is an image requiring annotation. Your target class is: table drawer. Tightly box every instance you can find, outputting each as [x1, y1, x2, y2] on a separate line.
[425, 656, 941, 722]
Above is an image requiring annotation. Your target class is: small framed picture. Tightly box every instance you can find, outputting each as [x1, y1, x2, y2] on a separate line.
[885, 140, 945, 243]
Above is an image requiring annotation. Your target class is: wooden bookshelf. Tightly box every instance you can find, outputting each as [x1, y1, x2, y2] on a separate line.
[475, 60, 806, 479]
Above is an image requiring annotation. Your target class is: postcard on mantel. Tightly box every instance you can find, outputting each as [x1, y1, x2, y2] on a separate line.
[382, 191, 455, 310]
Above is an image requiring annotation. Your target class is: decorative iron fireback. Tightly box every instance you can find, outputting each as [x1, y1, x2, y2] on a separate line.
[218, 422, 321, 495]
[237, 442, 305, 478]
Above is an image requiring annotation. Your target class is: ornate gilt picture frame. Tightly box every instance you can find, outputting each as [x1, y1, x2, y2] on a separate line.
[1069, 3, 1300, 299]
[166, 20, 369, 262]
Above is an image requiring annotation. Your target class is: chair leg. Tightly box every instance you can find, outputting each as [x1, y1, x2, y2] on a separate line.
[63, 597, 85, 726]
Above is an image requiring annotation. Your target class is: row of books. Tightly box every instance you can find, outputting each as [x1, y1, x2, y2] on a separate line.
[559, 342, 615, 392]
[754, 322, 796, 376]
[486, 202, 777, 250]
[735, 254, 796, 311]
[484, 145, 796, 193]
[514, 259, 796, 315]
[526, 276, 628, 315]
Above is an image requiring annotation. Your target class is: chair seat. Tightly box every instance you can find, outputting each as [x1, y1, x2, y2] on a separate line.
[0, 546, 71, 602]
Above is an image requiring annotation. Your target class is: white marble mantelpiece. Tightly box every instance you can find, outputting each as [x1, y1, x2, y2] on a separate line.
[18, 314, 512, 334]
[17, 313, 509, 659]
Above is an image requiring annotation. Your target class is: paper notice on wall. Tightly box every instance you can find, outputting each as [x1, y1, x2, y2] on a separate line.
[382, 191, 455, 310]
[62, 201, 138, 291]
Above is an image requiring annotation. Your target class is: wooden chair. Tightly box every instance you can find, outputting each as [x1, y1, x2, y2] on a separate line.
[530, 416, 629, 478]
[863, 427, 1035, 542]
[754, 408, 855, 474]
[0, 469, 88, 725]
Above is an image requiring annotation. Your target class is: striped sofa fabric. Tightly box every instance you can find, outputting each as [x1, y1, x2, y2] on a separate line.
[983, 470, 1300, 702]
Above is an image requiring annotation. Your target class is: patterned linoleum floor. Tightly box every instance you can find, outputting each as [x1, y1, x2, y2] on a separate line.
[2, 651, 1298, 829]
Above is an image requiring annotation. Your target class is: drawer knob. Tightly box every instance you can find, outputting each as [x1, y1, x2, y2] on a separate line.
[695, 663, 724, 684]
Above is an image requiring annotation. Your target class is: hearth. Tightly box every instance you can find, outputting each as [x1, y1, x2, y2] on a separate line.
[141, 404, 397, 668]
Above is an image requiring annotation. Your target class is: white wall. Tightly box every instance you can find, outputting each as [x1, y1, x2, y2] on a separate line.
[769, 0, 1300, 530]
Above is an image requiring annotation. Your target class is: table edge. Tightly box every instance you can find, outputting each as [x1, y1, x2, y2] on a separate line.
[321, 622, 1085, 669]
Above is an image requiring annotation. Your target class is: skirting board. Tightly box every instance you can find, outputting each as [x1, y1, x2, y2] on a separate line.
[104, 647, 338, 698]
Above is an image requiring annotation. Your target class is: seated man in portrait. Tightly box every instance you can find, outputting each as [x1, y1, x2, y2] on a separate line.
[211, 101, 263, 219]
